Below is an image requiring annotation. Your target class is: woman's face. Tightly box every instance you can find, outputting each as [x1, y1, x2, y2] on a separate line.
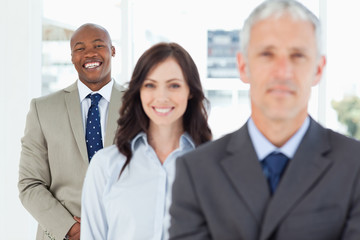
[140, 57, 190, 130]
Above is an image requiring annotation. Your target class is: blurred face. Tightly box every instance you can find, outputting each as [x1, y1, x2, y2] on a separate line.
[140, 58, 190, 130]
[237, 14, 326, 124]
[70, 25, 115, 91]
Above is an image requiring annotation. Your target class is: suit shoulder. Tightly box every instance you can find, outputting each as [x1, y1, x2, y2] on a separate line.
[109, 81, 126, 105]
[180, 131, 236, 163]
[327, 128, 360, 150]
[29, 92, 66, 116]
[35, 89, 64, 102]
[316, 126, 360, 169]
[113, 81, 127, 91]
[33, 83, 76, 105]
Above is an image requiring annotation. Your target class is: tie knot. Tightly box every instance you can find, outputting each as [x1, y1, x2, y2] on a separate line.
[263, 152, 289, 175]
[87, 93, 102, 106]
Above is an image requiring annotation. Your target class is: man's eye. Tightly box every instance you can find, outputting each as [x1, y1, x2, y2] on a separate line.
[75, 48, 85, 51]
[292, 53, 305, 58]
[260, 51, 273, 57]
[95, 45, 105, 48]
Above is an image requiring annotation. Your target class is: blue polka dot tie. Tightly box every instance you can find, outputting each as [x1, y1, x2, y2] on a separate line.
[262, 152, 289, 194]
[85, 93, 103, 161]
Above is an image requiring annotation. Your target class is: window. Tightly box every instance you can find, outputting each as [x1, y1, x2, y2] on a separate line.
[43, 0, 340, 140]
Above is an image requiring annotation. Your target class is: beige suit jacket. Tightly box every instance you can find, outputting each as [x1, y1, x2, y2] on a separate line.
[18, 81, 125, 240]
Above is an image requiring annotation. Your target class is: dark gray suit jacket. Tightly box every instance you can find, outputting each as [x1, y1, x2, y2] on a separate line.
[169, 118, 360, 240]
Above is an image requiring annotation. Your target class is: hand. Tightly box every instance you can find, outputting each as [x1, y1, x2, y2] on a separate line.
[74, 216, 81, 223]
[67, 216, 81, 240]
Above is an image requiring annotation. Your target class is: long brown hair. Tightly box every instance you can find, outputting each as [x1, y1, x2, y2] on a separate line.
[115, 42, 212, 175]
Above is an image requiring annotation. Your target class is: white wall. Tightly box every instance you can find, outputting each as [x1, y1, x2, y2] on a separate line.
[0, 0, 42, 238]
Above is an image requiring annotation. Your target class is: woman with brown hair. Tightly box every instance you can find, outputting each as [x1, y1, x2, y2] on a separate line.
[81, 42, 211, 240]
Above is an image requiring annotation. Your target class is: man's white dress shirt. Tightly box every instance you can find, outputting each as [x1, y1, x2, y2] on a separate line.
[78, 79, 114, 143]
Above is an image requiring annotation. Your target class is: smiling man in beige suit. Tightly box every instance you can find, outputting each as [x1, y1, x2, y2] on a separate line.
[18, 23, 125, 240]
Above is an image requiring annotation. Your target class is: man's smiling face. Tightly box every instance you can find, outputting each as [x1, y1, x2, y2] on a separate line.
[70, 24, 115, 91]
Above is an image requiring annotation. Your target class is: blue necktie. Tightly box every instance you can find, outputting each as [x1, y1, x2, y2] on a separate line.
[262, 152, 289, 194]
[85, 93, 103, 161]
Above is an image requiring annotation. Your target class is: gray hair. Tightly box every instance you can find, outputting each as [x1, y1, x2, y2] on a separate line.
[240, 0, 322, 57]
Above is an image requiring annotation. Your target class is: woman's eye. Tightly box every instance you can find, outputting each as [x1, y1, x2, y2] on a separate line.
[170, 84, 180, 89]
[144, 83, 155, 88]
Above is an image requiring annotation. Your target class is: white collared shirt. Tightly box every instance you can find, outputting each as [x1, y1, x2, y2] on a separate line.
[81, 132, 195, 240]
[247, 116, 310, 161]
[78, 79, 114, 143]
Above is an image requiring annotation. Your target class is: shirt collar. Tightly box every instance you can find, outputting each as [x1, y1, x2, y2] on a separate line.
[77, 78, 114, 102]
[180, 132, 196, 149]
[131, 131, 195, 152]
[131, 132, 147, 151]
[248, 116, 310, 161]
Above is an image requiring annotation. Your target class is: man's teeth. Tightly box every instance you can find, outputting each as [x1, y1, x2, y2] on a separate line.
[155, 108, 171, 113]
[85, 62, 100, 69]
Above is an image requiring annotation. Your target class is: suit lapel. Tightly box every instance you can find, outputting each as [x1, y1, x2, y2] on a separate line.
[64, 83, 89, 163]
[220, 124, 271, 224]
[104, 82, 124, 146]
[260, 119, 332, 240]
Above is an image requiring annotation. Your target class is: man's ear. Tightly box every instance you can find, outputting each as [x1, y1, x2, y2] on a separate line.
[312, 55, 326, 86]
[237, 52, 249, 84]
[111, 46, 116, 57]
